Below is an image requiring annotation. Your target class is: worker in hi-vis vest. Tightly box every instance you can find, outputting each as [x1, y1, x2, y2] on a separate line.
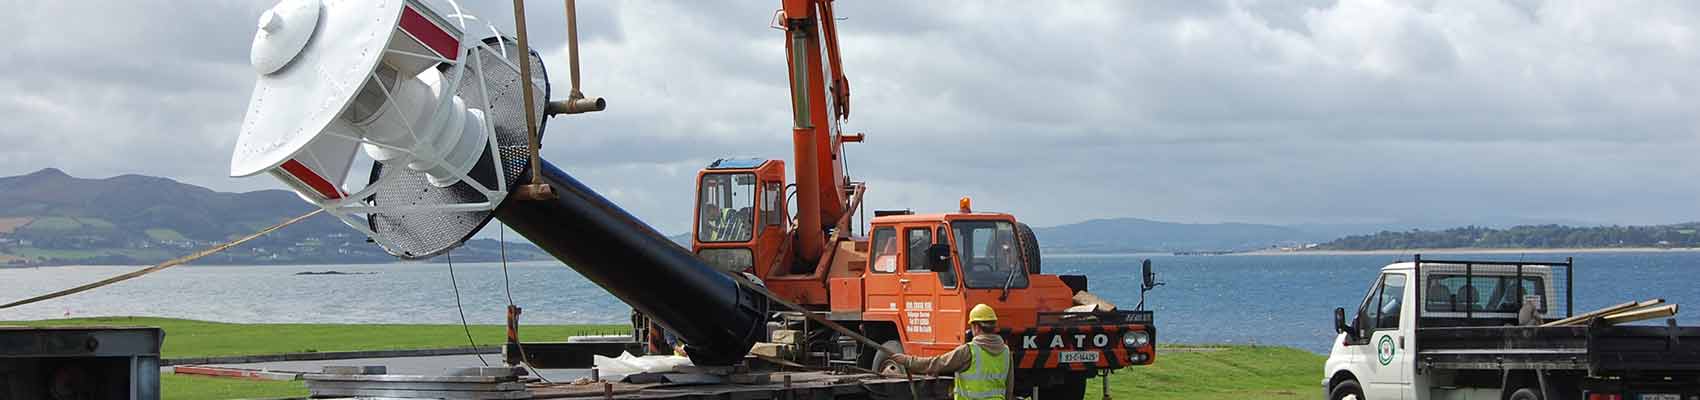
[889, 303, 1014, 400]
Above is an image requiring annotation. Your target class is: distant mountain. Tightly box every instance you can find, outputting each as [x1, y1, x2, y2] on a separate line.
[1031, 217, 1329, 253]
[0, 168, 549, 266]
[667, 233, 691, 246]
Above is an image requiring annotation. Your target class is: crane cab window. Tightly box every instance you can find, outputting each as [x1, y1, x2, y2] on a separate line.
[954, 220, 1027, 289]
[870, 227, 897, 273]
[906, 227, 955, 288]
[761, 182, 782, 227]
[697, 173, 756, 243]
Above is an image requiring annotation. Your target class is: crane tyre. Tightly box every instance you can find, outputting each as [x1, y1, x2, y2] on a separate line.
[1509, 387, 1541, 400]
[869, 340, 904, 374]
[1328, 379, 1364, 400]
[1016, 222, 1042, 274]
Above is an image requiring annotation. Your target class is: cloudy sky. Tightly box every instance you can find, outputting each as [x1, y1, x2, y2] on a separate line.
[5, 1, 1700, 234]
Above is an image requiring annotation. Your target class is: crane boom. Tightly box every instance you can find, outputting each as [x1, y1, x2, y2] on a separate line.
[782, 0, 853, 263]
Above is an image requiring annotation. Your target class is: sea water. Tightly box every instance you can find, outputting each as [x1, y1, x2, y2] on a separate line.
[1, 251, 1696, 353]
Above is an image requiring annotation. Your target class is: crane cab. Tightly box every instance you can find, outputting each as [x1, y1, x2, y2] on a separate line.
[691, 158, 787, 275]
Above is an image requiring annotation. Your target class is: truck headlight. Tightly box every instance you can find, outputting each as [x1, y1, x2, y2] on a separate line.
[1122, 331, 1150, 347]
[698, 248, 753, 272]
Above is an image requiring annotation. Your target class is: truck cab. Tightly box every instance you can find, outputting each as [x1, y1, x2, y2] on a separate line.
[1323, 257, 1700, 400]
[837, 209, 1156, 397]
[1324, 261, 1559, 400]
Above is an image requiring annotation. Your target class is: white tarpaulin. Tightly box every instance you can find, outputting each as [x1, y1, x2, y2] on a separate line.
[592, 352, 693, 380]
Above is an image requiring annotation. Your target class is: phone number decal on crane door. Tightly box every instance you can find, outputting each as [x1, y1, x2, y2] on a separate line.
[905, 302, 932, 334]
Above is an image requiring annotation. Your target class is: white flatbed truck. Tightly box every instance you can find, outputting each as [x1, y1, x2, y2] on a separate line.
[1322, 256, 1700, 400]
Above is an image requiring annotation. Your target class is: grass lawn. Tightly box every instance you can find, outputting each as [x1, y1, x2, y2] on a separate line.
[1087, 345, 1325, 400]
[4, 317, 626, 399]
[2, 317, 626, 359]
[5, 318, 1323, 400]
[162, 373, 308, 400]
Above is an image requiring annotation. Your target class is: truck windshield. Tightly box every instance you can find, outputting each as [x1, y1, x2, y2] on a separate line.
[953, 220, 1027, 289]
[697, 173, 756, 243]
[1424, 274, 1548, 313]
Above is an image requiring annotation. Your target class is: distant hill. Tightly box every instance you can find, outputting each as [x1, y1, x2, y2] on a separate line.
[1314, 224, 1700, 251]
[1031, 217, 1329, 253]
[0, 168, 549, 266]
[1287, 217, 1601, 239]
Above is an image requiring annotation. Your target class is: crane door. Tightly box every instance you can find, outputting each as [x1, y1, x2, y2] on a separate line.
[864, 227, 906, 339]
[899, 226, 968, 355]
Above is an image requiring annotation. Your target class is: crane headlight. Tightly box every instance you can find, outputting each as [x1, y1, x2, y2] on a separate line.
[1122, 331, 1150, 348]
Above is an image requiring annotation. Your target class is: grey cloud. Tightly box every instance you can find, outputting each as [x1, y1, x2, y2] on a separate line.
[4, 0, 1699, 237]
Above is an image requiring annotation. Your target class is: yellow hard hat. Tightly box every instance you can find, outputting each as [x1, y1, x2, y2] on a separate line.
[969, 304, 998, 323]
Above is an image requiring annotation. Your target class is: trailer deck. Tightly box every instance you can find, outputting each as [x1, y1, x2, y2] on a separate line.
[306, 367, 952, 400]
[524, 372, 950, 400]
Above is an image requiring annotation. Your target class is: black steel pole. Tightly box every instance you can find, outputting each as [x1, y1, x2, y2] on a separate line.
[1565, 257, 1574, 317]
[496, 160, 768, 365]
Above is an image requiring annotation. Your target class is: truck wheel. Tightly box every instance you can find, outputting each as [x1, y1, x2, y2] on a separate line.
[869, 340, 904, 374]
[1328, 379, 1364, 400]
[1016, 222, 1041, 274]
[1508, 388, 1541, 400]
[1046, 376, 1087, 400]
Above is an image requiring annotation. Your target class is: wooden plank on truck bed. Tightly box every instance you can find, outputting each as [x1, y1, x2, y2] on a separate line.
[1543, 299, 1659, 327]
[1601, 304, 1678, 325]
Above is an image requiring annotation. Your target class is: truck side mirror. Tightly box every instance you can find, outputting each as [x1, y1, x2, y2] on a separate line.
[925, 243, 952, 272]
[1334, 307, 1348, 335]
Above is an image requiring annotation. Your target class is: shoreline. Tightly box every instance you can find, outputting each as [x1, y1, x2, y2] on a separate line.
[1238, 247, 1700, 256]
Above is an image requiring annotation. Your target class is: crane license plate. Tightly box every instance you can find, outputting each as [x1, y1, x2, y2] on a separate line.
[1057, 351, 1100, 363]
[1638, 394, 1679, 400]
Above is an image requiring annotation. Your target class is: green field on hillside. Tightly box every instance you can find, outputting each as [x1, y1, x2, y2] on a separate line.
[145, 228, 189, 241]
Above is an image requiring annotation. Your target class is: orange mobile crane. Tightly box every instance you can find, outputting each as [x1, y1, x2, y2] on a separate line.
[660, 1, 1161, 397]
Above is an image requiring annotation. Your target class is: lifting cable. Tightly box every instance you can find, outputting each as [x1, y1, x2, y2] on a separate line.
[0, 209, 324, 310]
[445, 250, 491, 366]
[498, 222, 551, 382]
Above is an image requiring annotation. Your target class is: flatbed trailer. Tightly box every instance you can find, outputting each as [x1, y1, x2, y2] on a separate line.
[305, 365, 951, 400]
[524, 372, 949, 400]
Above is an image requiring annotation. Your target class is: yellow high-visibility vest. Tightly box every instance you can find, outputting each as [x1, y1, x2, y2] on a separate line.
[954, 343, 1009, 400]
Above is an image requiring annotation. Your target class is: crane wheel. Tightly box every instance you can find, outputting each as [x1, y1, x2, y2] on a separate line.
[1016, 222, 1042, 274]
[869, 340, 903, 375]
[1509, 387, 1541, 400]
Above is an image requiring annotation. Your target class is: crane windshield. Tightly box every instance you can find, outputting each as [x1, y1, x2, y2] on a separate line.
[953, 220, 1028, 288]
[698, 173, 757, 242]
